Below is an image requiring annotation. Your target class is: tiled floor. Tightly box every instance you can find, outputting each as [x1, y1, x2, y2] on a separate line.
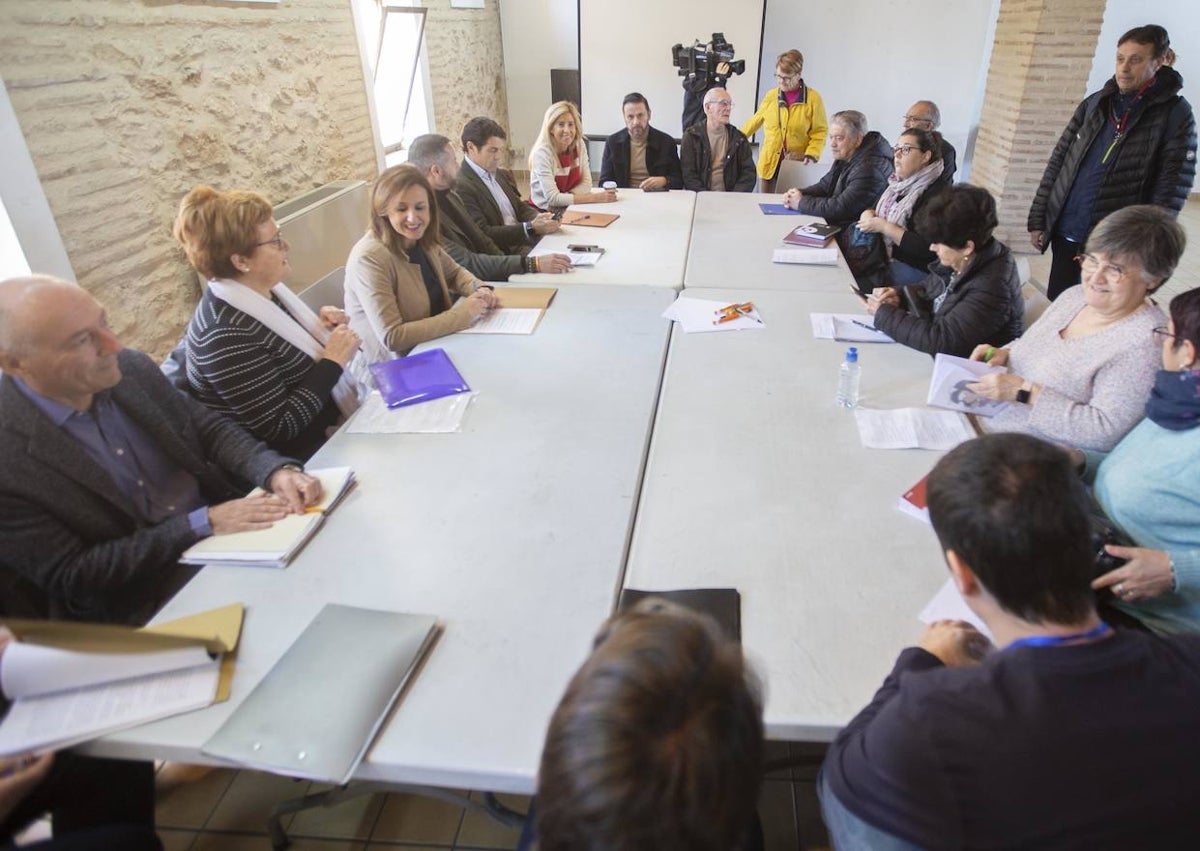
[129, 741, 830, 851]
[1023, 195, 1200, 302]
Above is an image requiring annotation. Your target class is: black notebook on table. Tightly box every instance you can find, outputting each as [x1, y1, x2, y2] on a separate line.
[617, 588, 742, 643]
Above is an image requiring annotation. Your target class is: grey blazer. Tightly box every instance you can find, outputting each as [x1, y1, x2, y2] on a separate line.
[0, 349, 293, 623]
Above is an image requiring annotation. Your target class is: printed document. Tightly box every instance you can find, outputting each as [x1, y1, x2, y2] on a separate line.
[460, 308, 542, 334]
[927, 353, 1008, 416]
[854, 407, 975, 450]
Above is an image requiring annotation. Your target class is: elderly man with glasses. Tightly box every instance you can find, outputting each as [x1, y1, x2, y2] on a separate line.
[902, 99, 956, 184]
[680, 88, 756, 192]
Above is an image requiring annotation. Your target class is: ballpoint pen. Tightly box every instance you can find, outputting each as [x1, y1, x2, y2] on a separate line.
[851, 319, 880, 333]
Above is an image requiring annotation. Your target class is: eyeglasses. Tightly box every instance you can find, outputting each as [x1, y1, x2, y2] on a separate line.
[892, 145, 918, 156]
[256, 230, 286, 250]
[709, 99, 733, 108]
[1152, 326, 1183, 343]
[775, 73, 800, 82]
[1074, 253, 1128, 286]
[903, 114, 933, 125]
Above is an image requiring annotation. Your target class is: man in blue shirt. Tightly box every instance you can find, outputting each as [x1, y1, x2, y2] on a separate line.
[0, 275, 321, 623]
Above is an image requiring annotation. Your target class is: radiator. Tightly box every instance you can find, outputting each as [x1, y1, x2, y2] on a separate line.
[273, 179, 369, 293]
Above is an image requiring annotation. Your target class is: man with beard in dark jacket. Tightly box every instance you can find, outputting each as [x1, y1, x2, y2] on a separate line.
[782, 110, 892, 227]
[407, 134, 571, 280]
[1028, 24, 1196, 300]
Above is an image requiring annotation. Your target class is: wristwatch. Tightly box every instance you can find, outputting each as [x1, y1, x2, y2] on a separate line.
[1015, 380, 1034, 405]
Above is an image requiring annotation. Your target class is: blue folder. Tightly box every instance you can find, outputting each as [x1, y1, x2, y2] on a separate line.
[758, 203, 802, 215]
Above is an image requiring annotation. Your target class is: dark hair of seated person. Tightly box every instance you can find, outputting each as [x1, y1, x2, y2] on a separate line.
[461, 115, 508, 151]
[534, 600, 765, 851]
[927, 433, 1095, 625]
[1170, 287, 1200, 351]
[896, 127, 943, 164]
[913, 184, 998, 251]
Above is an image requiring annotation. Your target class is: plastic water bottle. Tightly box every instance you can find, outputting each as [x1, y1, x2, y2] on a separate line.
[836, 347, 861, 408]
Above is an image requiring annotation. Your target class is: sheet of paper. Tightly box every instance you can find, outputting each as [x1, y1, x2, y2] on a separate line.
[854, 407, 975, 450]
[0, 659, 220, 758]
[811, 313, 891, 341]
[918, 579, 994, 641]
[459, 308, 542, 335]
[346, 391, 474, 434]
[661, 297, 764, 334]
[0, 643, 213, 700]
[927, 353, 1008, 416]
[529, 247, 600, 267]
[772, 248, 838, 266]
[831, 316, 894, 343]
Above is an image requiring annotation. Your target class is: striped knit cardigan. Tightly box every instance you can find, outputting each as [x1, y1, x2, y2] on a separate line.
[185, 288, 343, 460]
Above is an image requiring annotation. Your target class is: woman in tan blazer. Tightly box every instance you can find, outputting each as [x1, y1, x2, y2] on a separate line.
[344, 164, 497, 362]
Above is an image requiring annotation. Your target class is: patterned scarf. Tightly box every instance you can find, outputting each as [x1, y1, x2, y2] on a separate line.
[1145, 368, 1200, 431]
[875, 159, 945, 248]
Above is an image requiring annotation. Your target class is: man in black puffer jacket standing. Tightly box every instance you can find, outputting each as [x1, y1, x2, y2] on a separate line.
[1028, 24, 1196, 300]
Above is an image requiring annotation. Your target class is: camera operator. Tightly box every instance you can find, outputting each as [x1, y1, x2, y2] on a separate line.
[682, 60, 730, 132]
[676, 34, 744, 131]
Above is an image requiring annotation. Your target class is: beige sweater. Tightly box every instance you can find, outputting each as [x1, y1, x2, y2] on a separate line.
[343, 232, 479, 362]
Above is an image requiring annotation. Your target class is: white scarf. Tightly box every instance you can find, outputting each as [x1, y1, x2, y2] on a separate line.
[207, 279, 368, 418]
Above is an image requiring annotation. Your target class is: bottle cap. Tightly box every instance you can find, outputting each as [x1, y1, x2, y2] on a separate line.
[846, 347, 858, 363]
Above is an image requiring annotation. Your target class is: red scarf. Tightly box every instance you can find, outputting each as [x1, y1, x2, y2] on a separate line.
[555, 151, 582, 193]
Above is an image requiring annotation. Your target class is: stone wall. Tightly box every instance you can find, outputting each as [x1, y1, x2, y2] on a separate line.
[424, 0, 509, 149]
[970, 0, 1106, 247]
[0, 0, 378, 358]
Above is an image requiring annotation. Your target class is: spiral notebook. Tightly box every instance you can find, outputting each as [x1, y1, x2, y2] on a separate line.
[369, 348, 471, 409]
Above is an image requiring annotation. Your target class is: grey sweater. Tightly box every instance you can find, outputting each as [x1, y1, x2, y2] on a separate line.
[982, 286, 1164, 451]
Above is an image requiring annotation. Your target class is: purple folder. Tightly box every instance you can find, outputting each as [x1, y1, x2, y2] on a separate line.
[368, 348, 471, 409]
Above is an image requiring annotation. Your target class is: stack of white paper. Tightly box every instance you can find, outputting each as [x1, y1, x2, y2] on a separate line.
[0, 644, 220, 757]
[662, 296, 764, 333]
[773, 247, 839, 266]
[853, 408, 975, 450]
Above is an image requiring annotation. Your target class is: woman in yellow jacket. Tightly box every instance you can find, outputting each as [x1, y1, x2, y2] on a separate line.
[741, 49, 827, 193]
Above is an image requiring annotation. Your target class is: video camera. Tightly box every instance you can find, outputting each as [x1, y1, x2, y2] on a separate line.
[671, 32, 746, 79]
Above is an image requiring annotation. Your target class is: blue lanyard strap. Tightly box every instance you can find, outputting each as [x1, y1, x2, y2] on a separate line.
[1006, 621, 1113, 651]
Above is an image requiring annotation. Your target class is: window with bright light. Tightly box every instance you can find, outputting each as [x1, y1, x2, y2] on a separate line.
[0, 196, 32, 281]
[354, 0, 433, 167]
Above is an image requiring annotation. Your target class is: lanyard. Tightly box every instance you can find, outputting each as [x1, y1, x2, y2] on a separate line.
[1005, 621, 1113, 651]
[1102, 78, 1155, 163]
